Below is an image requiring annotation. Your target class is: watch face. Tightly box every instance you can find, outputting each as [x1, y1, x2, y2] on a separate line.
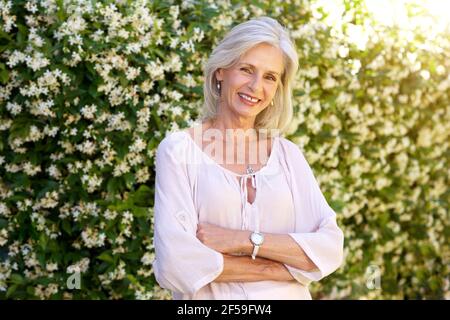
[251, 232, 264, 245]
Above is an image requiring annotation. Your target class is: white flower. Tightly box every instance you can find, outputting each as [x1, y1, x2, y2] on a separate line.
[417, 128, 432, 147]
[136, 107, 150, 125]
[180, 39, 195, 53]
[77, 140, 97, 155]
[135, 289, 153, 300]
[31, 99, 56, 118]
[322, 75, 337, 89]
[168, 90, 183, 102]
[81, 227, 106, 248]
[346, 23, 368, 51]
[46, 262, 58, 272]
[40, 191, 59, 209]
[7, 50, 27, 68]
[136, 167, 150, 183]
[140, 252, 154, 266]
[67, 258, 90, 274]
[165, 54, 182, 73]
[25, 1, 38, 13]
[170, 37, 179, 49]
[122, 210, 133, 223]
[113, 161, 130, 177]
[193, 27, 205, 42]
[25, 51, 50, 71]
[338, 45, 349, 58]
[0, 202, 11, 217]
[104, 209, 118, 220]
[44, 126, 59, 137]
[145, 59, 164, 80]
[305, 66, 319, 79]
[28, 125, 44, 141]
[181, 73, 196, 88]
[310, 100, 321, 114]
[0, 119, 12, 131]
[6, 102, 22, 115]
[81, 174, 103, 193]
[125, 42, 141, 54]
[23, 162, 41, 176]
[29, 27, 44, 47]
[107, 112, 130, 131]
[169, 5, 179, 19]
[5, 163, 20, 173]
[129, 137, 146, 153]
[375, 177, 391, 190]
[125, 66, 141, 80]
[0, 1, 16, 32]
[68, 34, 82, 46]
[350, 59, 361, 75]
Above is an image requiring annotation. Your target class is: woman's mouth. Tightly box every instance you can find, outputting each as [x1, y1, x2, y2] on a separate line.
[238, 92, 261, 106]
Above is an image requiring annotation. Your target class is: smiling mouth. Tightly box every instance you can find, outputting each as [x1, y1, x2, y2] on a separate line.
[238, 92, 261, 104]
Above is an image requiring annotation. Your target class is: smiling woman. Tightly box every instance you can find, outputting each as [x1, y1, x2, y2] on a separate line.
[202, 17, 299, 136]
[215, 43, 283, 115]
[153, 16, 344, 300]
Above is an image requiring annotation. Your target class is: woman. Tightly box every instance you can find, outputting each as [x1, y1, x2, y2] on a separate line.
[153, 16, 344, 300]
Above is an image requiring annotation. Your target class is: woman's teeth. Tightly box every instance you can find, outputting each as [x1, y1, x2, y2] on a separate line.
[238, 93, 260, 103]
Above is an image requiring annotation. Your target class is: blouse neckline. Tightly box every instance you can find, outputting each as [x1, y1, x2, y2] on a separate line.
[181, 130, 279, 177]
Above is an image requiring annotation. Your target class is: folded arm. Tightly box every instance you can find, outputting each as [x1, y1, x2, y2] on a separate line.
[214, 254, 295, 283]
[197, 223, 317, 272]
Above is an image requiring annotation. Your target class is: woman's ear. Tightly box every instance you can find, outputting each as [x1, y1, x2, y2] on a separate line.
[215, 68, 224, 81]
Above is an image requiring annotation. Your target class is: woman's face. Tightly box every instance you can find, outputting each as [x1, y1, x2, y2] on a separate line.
[216, 42, 284, 119]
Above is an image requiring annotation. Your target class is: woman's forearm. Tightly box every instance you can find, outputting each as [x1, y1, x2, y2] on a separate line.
[234, 231, 318, 272]
[196, 223, 317, 272]
[213, 254, 295, 283]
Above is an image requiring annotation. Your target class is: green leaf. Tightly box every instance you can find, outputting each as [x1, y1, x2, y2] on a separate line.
[26, 286, 36, 296]
[107, 177, 121, 195]
[132, 185, 153, 207]
[6, 285, 18, 298]
[126, 274, 138, 285]
[96, 252, 114, 263]
[123, 172, 135, 190]
[131, 206, 149, 218]
[10, 274, 25, 285]
[0, 68, 8, 84]
[61, 219, 72, 235]
[0, 218, 7, 229]
[39, 233, 48, 251]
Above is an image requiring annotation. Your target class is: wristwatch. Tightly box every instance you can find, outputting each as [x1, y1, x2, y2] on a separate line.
[249, 232, 264, 260]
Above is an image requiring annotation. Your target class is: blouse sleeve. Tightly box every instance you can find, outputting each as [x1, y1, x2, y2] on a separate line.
[152, 133, 224, 295]
[280, 139, 344, 286]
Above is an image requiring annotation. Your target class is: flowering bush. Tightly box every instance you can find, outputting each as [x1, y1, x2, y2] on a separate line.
[0, 0, 448, 299]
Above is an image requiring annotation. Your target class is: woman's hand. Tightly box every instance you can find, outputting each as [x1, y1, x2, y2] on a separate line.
[214, 255, 296, 282]
[196, 223, 251, 255]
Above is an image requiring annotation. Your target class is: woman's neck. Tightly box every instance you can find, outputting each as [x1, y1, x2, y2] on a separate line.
[205, 116, 259, 142]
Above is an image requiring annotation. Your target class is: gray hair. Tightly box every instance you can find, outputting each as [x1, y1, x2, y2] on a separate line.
[201, 16, 299, 136]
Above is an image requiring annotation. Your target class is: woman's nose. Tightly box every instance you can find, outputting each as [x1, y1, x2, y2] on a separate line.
[248, 74, 263, 93]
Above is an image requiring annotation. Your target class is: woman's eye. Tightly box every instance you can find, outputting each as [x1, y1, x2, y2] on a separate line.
[266, 75, 276, 81]
[241, 67, 251, 73]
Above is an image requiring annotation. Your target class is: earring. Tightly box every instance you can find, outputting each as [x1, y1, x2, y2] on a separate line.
[216, 81, 221, 91]
[270, 100, 274, 107]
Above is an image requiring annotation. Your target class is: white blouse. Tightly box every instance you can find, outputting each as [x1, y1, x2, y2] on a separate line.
[153, 130, 344, 300]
